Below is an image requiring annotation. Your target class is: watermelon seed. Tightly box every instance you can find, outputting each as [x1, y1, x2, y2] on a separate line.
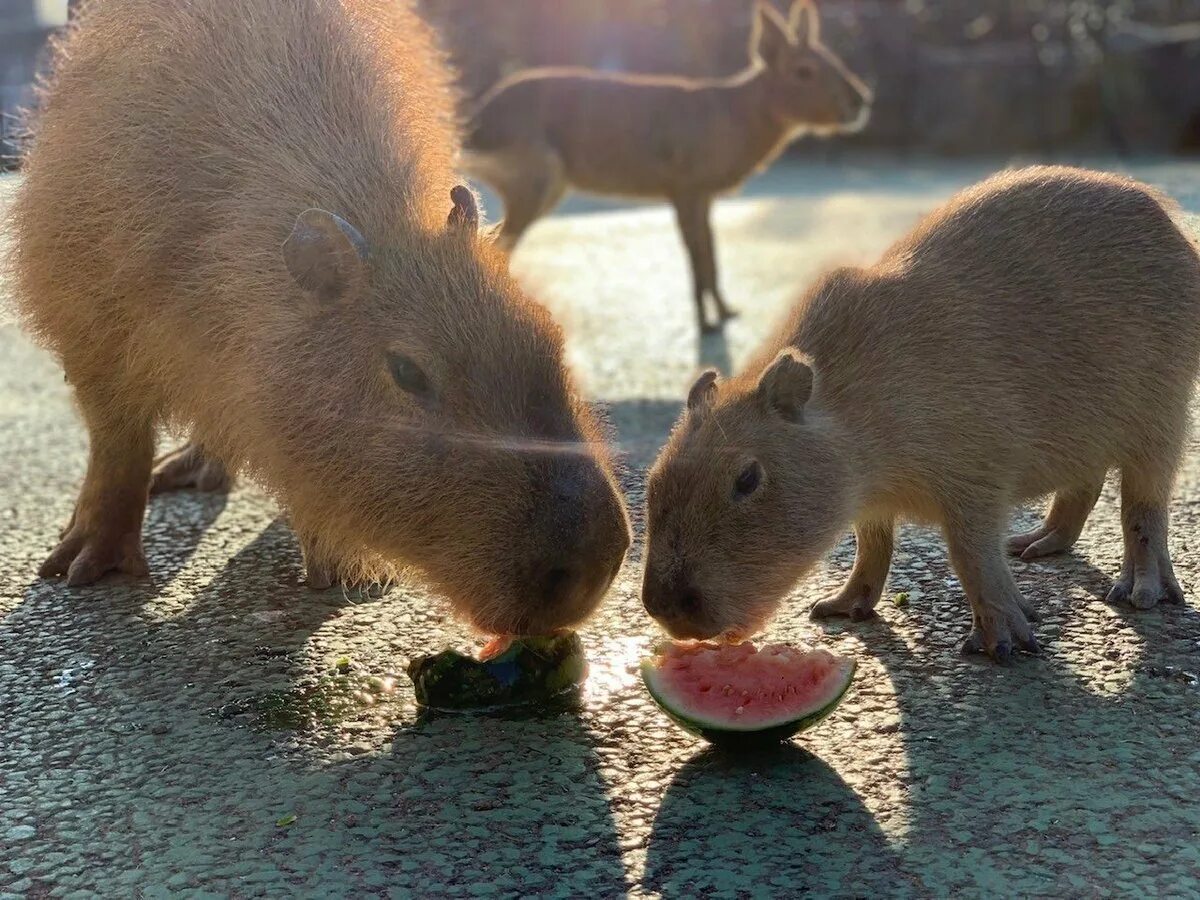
[735, 706, 745, 715]
[722, 685, 734, 696]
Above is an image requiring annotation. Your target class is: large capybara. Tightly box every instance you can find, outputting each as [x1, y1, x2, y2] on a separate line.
[642, 166, 1200, 662]
[463, 0, 871, 332]
[7, 0, 631, 636]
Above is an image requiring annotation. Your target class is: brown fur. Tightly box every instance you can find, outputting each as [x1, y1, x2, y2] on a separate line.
[643, 166, 1200, 661]
[463, 0, 871, 332]
[7, 0, 631, 635]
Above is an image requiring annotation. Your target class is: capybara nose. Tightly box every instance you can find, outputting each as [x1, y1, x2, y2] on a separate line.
[641, 570, 673, 620]
[538, 564, 576, 608]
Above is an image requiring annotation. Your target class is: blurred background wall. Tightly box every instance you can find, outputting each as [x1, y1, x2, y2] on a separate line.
[4, 1, 1200, 169]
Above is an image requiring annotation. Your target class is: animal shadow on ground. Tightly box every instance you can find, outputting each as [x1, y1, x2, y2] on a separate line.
[643, 744, 919, 896]
[2, 517, 627, 895]
[809, 515, 1200, 895]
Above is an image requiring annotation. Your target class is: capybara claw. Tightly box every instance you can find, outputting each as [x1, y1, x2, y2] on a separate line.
[992, 640, 1013, 664]
[1107, 569, 1183, 610]
[960, 631, 983, 656]
[810, 589, 879, 623]
[1105, 578, 1132, 606]
[40, 525, 149, 586]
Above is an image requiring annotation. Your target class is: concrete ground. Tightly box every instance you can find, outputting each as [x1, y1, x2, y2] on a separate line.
[2, 159, 1200, 898]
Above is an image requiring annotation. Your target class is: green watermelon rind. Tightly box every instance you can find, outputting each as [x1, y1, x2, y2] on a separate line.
[407, 633, 587, 711]
[640, 654, 855, 748]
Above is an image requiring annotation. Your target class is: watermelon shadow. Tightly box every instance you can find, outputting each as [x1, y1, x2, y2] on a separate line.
[643, 744, 916, 896]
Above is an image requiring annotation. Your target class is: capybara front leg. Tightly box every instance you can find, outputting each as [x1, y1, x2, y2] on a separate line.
[810, 517, 894, 621]
[151, 441, 234, 494]
[40, 385, 154, 585]
[946, 515, 1040, 662]
[1007, 477, 1103, 560]
[1105, 466, 1184, 609]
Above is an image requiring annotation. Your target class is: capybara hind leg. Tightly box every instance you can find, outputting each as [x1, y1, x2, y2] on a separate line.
[493, 149, 567, 254]
[40, 386, 154, 586]
[151, 441, 233, 494]
[811, 517, 894, 621]
[1007, 477, 1104, 560]
[945, 513, 1040, 662]
[1105, 465, 1185, 609]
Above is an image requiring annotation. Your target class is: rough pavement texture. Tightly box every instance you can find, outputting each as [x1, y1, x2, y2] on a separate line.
[2, 161, 1200, 898]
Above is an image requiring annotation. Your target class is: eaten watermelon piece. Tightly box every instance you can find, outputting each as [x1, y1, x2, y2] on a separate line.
[640, 641, 855, 747]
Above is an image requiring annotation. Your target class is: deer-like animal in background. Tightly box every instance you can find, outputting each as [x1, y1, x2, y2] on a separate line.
[464, 1, 872, 332]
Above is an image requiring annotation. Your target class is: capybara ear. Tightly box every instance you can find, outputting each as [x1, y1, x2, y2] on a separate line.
[757, 349, 813, 421]
[750, 2, 794, 68]
[687, 369, 720, 416]
[283, 208, 369, 305]
[447, 185, 480, 233]
[789, 0, 819, 46]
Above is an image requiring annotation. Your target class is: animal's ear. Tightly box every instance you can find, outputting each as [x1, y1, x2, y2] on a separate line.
[751, 2, 794, 69]
[686, 369, 720, 418]
[756, 349, 813, 421]
[283, 209, 369, 305]
[447, 184, 480, 233]
[789, 0, 820, 46]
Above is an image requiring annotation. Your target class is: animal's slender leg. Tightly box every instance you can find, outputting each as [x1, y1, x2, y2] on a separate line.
[673, 193, 728, 333]
[494, 147, 568, 254]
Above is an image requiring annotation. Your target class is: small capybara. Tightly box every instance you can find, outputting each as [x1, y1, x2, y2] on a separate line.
[463, 0, 871, 332]
[7, 0, 631, 636]
[642, 166, 1200, 661]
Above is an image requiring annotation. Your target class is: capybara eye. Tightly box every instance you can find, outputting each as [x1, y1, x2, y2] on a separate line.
[387, 351, 431, 399]
[794, 61, 817, 80]
[733, 461, 763, 499]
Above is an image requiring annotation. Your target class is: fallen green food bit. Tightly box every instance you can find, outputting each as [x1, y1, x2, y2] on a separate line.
[892, 592, 910, 607]
[406, 633, 587, 711]
[276, 813, 296, 827]
[334, 656, 351, 674]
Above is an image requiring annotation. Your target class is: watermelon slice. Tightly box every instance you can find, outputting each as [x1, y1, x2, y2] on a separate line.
[640, 641, 855, 747]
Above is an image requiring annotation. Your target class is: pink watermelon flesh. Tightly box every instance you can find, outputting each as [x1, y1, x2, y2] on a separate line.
[642, 641, 854, 733]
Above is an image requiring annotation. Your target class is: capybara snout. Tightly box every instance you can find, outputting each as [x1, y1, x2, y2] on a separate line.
[520, 453, 631, 634]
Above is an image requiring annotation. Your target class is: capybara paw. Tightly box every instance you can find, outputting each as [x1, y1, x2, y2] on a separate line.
[699, 319, 722, 335]
[1109, 569, 1185, 610]
[38, 523, 149, 586]
[151, 444, 233, 494]
[302, 543, 348, 591]
[960, 606, 1040, 663]
[1007, 524, 1075, 560]
[305, 560, 336, 590]
[810, 583, 881, 622]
